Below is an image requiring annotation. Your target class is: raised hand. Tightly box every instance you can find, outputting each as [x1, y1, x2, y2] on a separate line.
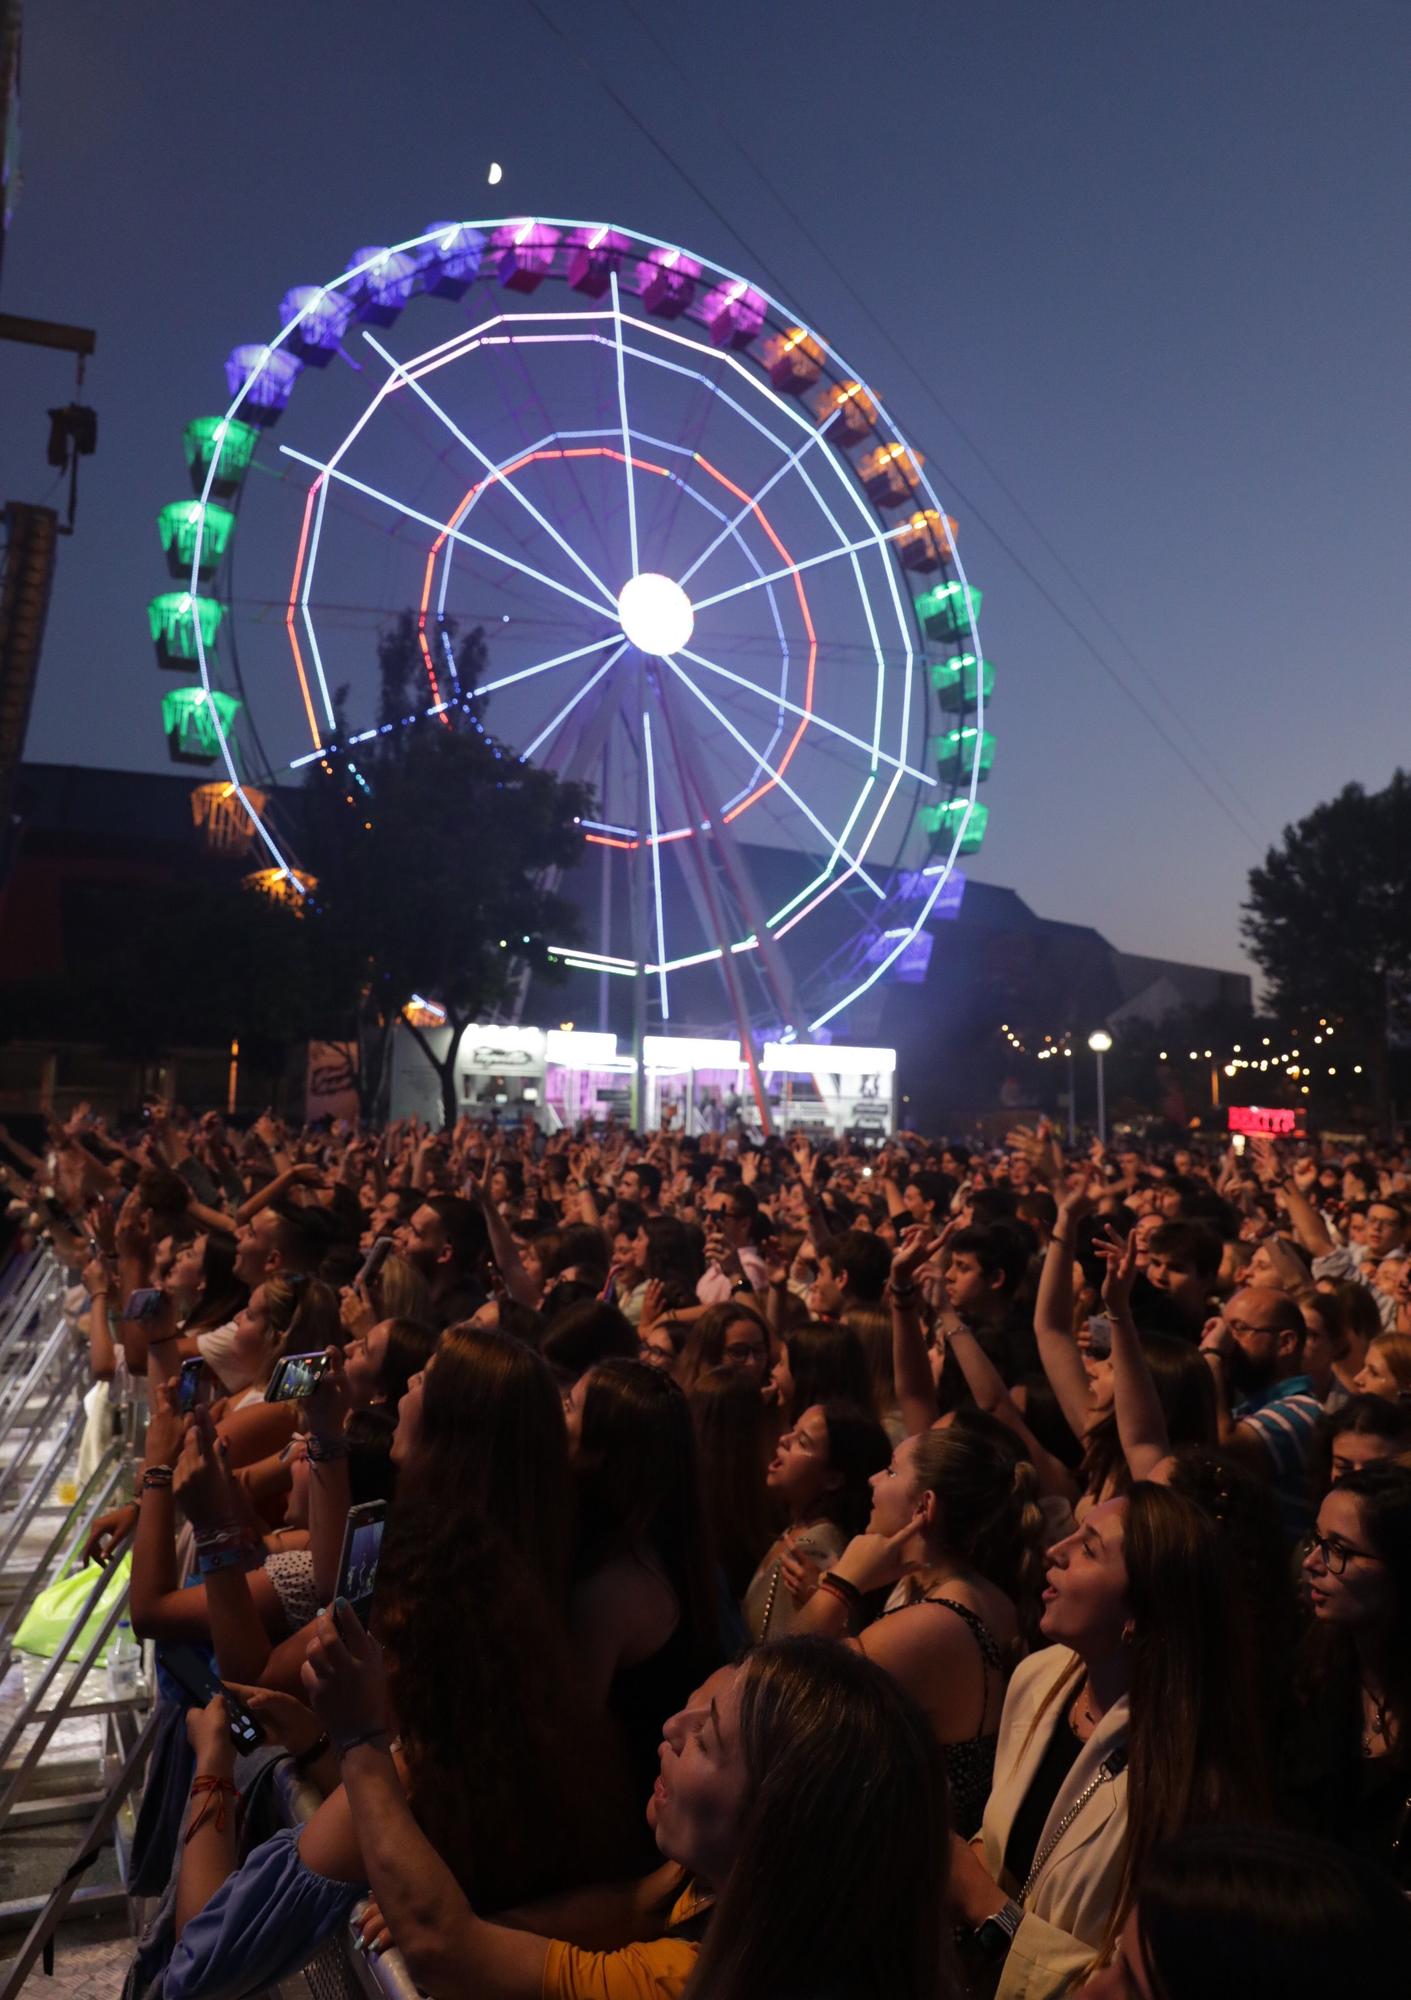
[301, 1601, 389, 1744]
[891, 1223, 938, 1287]
[1093, 1225, 1138, 1319]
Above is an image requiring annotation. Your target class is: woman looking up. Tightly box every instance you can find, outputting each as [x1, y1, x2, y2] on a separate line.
[298, 1629, 958, 2000]
[794, 1414, 1042, 1836]
[1285, 1461, 1411, 1885]
[948, 1483, 1270, 2000]
[743, 1400, 890, 1642]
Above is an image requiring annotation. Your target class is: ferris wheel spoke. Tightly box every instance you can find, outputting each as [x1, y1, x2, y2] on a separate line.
[642, 708, 671, 1020]
[663, 657, 884, 898]
[279, 445, 620, 624]
[676, 646, 933, 786]
[476, 632, 622, 697]
[690, 519, 911, 614]
[521, 643, 628, 762]
[609, 271, 639, 575]
[675, 413, 838, 589]
[361, 332, 619, 612]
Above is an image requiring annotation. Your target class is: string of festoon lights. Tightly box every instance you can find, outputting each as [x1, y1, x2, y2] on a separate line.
[1000, 1018, 1365, 1099]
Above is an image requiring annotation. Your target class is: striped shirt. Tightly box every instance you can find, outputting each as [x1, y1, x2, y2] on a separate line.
[1235, 1373, 1322, 1537]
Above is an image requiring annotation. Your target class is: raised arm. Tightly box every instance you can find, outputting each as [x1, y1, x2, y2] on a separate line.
[469, 1176, 539, 1308]
[1095, 1227, 1171, 1483]
[1032, 1175, 1097, 1444]
[305, 1607, 552, 2000]
[890, 1226, 940, 1436]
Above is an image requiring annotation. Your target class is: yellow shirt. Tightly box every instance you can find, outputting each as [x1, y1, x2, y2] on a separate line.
[541, 1885, 709, 2000]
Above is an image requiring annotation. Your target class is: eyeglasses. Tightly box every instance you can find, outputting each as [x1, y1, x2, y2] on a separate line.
[1222, 1316, 1274, 1340]
[1302, 1530, 1383, 1576]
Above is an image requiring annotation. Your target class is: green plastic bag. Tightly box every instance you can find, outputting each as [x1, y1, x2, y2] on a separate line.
[14, 1554, 131, 1669]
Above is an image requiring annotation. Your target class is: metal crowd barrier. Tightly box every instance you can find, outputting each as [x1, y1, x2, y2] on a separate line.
[0, 1247, 151, 1989]
[0, 1249, 416, 1999]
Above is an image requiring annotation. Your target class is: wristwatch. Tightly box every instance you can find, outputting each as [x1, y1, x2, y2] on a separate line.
[973, 1898, 1024, 1958]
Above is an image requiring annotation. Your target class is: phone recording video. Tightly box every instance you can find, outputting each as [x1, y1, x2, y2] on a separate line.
[263, 1351, 332, 1403]
[161, 1644, 263, 1752]
[356, 1235, 393, 1294]
[122, 1287, 164, 1322]
[337, 1501, 386, 1621]
[176, 1355, 207, 1415]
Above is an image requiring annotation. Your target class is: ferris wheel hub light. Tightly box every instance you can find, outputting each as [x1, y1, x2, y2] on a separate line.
[617, 572, 694, 657]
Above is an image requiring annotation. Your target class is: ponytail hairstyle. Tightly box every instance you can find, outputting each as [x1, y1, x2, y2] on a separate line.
[262, 1274, 342, 1359]
[683, 1638, 950, 2000]
[909, 1411, 1047, 1641]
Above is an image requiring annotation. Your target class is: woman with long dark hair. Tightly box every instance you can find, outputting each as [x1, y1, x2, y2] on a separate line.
[167, 1507, 640, 1996]
[676, 1300, 771, 1395]
[565, 1358, 723, 1821]
[686, 1364, 775, 1603]
[286, 1631, 958, 2000]
[395, 1322, 573, 1598]
[768, 1317, 875, 1425]
[743, 1399, 890, 1641]
[948, 1483, 1271, 1998]
[1284, 1461, 1411, 1885]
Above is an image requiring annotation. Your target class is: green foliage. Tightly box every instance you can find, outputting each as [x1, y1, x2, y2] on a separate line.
[1242, 771, 1411, 1032]
[300, 616, 591, 1124]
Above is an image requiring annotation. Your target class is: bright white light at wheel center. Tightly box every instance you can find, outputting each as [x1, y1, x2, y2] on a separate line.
[617, 573, 694, 656]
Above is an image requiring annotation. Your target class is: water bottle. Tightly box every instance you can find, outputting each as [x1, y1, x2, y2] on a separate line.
[107, 1618, 143, 1703]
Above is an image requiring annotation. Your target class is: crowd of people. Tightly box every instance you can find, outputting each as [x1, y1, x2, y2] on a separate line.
[3, 1099, 1411, 1998]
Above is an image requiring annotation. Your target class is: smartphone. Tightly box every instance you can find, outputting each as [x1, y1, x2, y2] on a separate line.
[1231, 1133, 1247, 1156]
[355, 1235, 393, 1293]
[161, 1644, 263, 1752]
[1086, 1315, 1114, 1359]
[264, 1351, 333, 1403]
[176, 1355, 207, 1414]
[337, 1501, 387, 1622]
[122, 1287, 164, 1322]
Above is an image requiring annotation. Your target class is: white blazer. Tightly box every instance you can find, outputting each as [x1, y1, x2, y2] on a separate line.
[978, 1645, 1130, 2000]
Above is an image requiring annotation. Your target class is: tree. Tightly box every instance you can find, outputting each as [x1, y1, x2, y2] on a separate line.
[1242, 771, 1411, 1126]
[301, 617, 592, 1128]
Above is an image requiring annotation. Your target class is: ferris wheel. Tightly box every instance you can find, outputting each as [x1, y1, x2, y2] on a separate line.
[147, 217, 994, 1048]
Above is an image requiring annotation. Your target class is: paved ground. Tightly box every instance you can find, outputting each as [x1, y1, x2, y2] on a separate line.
[0, 1917, 133, 1997]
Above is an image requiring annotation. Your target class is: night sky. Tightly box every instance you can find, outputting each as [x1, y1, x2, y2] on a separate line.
[4, 1, 1408, 983]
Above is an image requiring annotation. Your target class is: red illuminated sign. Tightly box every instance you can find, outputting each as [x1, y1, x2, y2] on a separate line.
[1227, 1104, 1306, 1137]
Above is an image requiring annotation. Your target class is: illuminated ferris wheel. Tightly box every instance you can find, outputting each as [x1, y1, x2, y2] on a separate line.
[147, 218, 994, 1043]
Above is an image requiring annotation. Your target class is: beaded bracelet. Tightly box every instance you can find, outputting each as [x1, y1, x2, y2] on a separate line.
[305, 1434, 349, 1464]
[140, 1465, 173, 1491]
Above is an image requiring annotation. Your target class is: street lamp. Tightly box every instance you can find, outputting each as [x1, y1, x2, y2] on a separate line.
[1088, 1030, 1113, 1147]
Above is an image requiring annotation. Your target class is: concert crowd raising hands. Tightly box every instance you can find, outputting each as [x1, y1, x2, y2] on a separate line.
[4, 1099, 1411, 1999]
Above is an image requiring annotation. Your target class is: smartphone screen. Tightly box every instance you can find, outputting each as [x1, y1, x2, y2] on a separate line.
[263, 1351, 332, 1403]
[122, 1287, 164, 1322]
[176, 1356, 206, 1414]
[337, 1502, 387, 1621]
[161, 1644, 263, 1752]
